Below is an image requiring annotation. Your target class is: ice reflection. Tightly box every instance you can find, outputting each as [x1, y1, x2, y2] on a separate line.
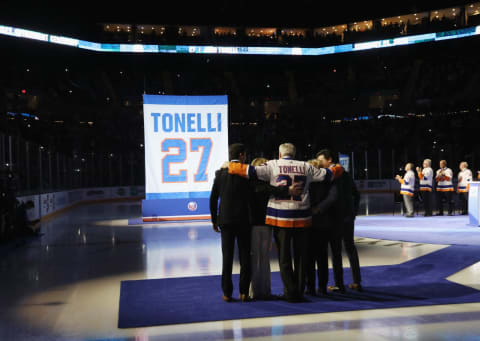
[145, 226, 222, 278]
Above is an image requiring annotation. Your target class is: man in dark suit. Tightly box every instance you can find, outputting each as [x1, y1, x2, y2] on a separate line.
[210, 143, 253, 302]
[316, 149, 362, 292]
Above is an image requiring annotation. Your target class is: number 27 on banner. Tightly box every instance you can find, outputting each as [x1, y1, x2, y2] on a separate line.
[161, 138, 212, 183]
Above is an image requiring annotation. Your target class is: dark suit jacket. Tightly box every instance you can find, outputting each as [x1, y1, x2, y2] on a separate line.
[209, 165, 253, 227]
[310, 180, 340, 229]
[336, 171, 360, 220]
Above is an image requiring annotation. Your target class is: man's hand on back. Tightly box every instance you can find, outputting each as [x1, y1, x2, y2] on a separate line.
[288, 183, 303, 197]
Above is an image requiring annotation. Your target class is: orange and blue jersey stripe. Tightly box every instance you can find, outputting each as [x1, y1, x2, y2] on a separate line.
[265, 207, 312, 228]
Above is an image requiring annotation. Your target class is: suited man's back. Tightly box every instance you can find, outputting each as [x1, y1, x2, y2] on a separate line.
[210, 167, 252, 227]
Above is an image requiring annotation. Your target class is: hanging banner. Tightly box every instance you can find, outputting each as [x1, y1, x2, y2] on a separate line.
[142, 95, 229, 221]
[339, 153, 350, 173]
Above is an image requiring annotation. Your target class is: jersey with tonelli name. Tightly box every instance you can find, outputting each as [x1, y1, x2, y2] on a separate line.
[418, 167, 433, 192]
[400, 170, 415, 197]
[457, 169, 473, 193]
[228, 157, 338, 228]
[436, 167, 454, 191]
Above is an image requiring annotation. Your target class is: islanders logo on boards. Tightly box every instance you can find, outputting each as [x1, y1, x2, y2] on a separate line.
[187, 201, 198, 211]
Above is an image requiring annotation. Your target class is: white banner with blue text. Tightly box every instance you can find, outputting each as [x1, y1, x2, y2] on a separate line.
[142, 95, 228, 220]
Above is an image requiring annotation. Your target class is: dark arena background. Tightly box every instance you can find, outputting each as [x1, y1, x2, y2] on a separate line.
[2, 1, 480, 340]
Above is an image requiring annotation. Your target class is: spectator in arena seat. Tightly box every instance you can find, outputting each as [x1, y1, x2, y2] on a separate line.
[15, 200, 40, 237]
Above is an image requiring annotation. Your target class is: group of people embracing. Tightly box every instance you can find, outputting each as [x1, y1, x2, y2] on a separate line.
[210, 142, 361, 303]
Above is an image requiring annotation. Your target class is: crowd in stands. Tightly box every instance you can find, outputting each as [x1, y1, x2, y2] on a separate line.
[99, 10, 473, 47]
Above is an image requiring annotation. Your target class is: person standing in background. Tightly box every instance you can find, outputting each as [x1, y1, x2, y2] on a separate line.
[457, 161, 473, 215]
[435, 160, 454, 216]
[416, 159, 434, 217]
[396, 163, 415, 218]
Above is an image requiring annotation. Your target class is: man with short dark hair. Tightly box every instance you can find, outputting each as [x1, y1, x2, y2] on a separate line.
[313, 149, 346, 293]
[316, 149, 362, 292]
[317, 149, 362, 291]
[210, 143, 253, 302]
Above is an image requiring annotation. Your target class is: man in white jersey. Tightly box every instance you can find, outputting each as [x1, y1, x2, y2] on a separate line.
[457, 161, 473, 215]
[416, 159, 434, 216]
[396, 163, 415, 218]
[435, 160, 454, 216]
[228, 143, 343, 302]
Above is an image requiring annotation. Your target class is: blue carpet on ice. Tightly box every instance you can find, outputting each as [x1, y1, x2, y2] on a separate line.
[118, 245, 480, 328]
[355, 215, 480, 245]
[128, 218, 211, 226]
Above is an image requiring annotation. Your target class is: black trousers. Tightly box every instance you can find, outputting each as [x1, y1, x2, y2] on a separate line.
[318, 225, 344, 290]
[306, 227, 322, 292]
[459, 192, 469, 214]
[306, 218, 344, 291]
[436, 191, 453, 215]
[220, 224, 252, 297]
[273, 227, 308, 299]
[342, 217, 361, 285]
[421, 190, 433, 216]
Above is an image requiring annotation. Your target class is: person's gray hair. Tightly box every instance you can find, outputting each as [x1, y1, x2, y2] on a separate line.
[279, 143, 296, 158]
[461, 161, 468, 168]
[424, 159, 431, 167]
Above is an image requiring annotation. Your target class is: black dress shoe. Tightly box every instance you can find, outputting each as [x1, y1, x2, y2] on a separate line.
[305, 288, 316, 296]
[317, 288, 328, 296]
